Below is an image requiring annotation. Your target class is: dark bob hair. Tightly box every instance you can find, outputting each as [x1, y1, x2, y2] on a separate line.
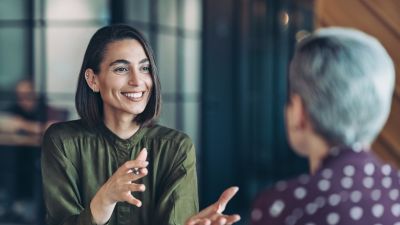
[75, 24, 161, 127]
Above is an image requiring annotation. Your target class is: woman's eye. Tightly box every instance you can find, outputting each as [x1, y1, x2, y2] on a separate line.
[114, 67, 128, 73]
[141, 65, 151, 73]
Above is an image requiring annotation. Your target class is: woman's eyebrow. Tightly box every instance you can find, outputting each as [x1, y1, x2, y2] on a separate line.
[109, 59, 130, 66]
[139, 58, 149, 64]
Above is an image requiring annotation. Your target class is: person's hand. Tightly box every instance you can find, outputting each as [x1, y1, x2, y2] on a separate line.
[185, 187, 241, 225]
[90, 148, 148, 224]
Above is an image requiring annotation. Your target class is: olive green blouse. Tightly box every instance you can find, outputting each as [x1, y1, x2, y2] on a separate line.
[41, 119, 198, 225]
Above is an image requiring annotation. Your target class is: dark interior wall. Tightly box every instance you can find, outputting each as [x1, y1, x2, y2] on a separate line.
[201, 0, 313, 220]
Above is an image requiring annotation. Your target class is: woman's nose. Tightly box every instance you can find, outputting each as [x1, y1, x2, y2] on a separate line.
[128, 70, 140, 86]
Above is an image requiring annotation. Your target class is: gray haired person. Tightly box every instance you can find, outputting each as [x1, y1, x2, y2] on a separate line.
[185, 27, 397, 225]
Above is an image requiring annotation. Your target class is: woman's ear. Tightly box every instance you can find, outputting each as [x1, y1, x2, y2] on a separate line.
[84, 69, 99, 92]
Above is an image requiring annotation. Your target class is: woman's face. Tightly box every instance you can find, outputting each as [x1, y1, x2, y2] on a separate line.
[94, 39, 153, 120]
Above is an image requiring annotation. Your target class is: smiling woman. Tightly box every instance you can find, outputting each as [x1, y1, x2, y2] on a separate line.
[41, 24, 198, 225]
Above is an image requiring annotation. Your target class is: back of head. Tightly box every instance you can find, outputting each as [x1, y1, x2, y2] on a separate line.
[289, 27, 395, 146]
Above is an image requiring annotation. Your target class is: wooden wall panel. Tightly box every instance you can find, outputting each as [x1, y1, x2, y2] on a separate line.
[315, 0, 400, 167]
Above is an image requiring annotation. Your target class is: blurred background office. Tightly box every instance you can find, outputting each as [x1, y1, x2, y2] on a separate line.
[0, 0, 398, 224]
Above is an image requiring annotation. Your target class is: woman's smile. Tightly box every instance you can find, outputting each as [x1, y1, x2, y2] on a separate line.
[121, 91, 146, 102]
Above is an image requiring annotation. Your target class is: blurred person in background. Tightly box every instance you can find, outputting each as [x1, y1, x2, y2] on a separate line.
[0, 78, 63, 223]
[186, 27, 397, 225]
[41, 24, 199, 225]
[0, 79, 48, 135]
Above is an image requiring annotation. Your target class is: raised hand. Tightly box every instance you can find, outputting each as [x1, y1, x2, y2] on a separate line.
[185, 187, 241, 225]
[90, 148, 149, 224]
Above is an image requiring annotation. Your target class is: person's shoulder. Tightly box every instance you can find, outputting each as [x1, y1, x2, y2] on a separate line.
[44, 119, 91, 139]
[250, 176, 307, 224]
[143, 124, 192, 144]
[255, 175, 305, 203]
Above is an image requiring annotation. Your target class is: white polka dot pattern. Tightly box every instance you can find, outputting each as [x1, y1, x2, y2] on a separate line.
[364, 163, 375, 175]
[389, 189, 399, 200]
[341, 177, 353, 189]
[251, 208, 263, 221]
[391, 203, 400, 217]
[322, 168, 333, 179]
[343, 165, 355, 176]
[285, 215, 296, 225]
[328, 194, 341, 206]
[382, 177, 392, 188]
[269, 200, 285, 217]
[298, 174, 310, 184]
[305, 203, 318, 215]
[294, 187, 307, 200]
[318, 179, 330, 192]
[371, 189, 381, 201]
[326, 212, 340, 225]
[350, 190, 362, 203]
[251, 148, 400, 225]
[276, 181, 287, 192]
[381, 164, 391, 176]
[372, 204, 384, 218]
[350, 206, 363, 220]
[363, 177, 374, 188]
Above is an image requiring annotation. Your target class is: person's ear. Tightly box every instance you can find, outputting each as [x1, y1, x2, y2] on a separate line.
[84, 69, 99, 92]
[288, 94, 308, 130]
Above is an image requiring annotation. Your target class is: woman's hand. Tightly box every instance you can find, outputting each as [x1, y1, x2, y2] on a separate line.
[185, 187, 241, 225]
[90, 148, 148, 224]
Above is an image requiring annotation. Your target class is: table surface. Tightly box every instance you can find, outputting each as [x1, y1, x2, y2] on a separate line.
[0, 133, 41, 147]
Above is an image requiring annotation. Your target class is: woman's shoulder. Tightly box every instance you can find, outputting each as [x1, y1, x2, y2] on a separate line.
[44, 119, 92, 139]
[144, 124, 193, 144]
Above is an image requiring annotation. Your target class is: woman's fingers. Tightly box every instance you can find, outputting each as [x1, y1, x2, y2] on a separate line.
[136, 148, 147, 160]
[122, 168, 148, 183]
[224, 214, 241, 224]
[187, 218, 211, 225]
[216, 187, 239, 213]
[185, 187, 240, 225]
[127, 183, 146, 192]
[124, 194, 143, 207]
[119, 148, 149, 174]
[192, 186, 239, 220]
[123, 160, 149, 170]
[208, 214, 240, 225]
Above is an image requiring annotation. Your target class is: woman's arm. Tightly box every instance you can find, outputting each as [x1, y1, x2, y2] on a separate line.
[41, 129, 96, 225]
[90, 149, 148, 224]
[42, 128, 149, 225]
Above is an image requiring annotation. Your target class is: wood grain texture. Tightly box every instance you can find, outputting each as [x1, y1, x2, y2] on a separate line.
[315, 0, 400, 167]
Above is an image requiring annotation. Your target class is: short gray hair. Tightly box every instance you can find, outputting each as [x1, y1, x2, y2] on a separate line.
[289, 27, 395, 146]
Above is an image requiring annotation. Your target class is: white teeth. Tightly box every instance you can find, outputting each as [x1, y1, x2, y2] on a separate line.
[132, 92, 142, 98]
[124, 92, 143, 98]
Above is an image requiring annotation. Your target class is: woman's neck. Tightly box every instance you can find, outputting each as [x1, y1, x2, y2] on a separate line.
[103, 113, 140, 139]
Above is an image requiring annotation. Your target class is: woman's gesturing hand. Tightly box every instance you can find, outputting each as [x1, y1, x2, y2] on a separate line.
[90, 148, 148, 225]
[185, 187, 241, 225]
